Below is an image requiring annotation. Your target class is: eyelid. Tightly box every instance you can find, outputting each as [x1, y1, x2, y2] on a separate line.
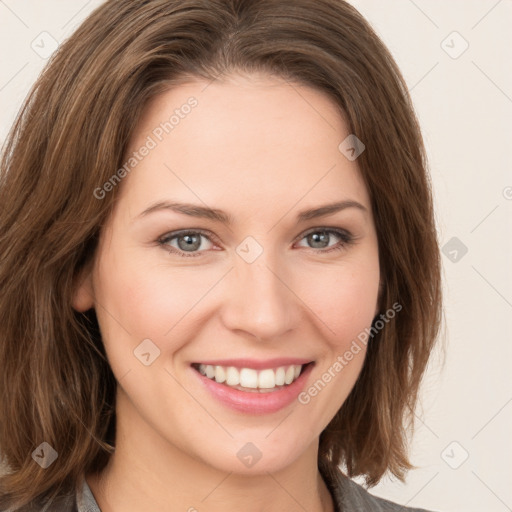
[158, 228, 220, 245]
[157, 226, 355, 257]
[159, 226, 353, 244]
[293, 226, 353, 244]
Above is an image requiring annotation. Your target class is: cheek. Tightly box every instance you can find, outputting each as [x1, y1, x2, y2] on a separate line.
[304, 260, 380, 350]
[294, 261, 379, 428]
[93, 246, 226, 351]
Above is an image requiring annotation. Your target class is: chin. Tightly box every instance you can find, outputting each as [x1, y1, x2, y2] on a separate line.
[186, 430, 314, 476]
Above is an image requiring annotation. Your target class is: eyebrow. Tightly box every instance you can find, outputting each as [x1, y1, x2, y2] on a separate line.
[135, 199, 367, 224]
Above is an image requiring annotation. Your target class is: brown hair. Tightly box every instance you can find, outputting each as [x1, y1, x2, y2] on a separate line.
[0, 0, 442, 508]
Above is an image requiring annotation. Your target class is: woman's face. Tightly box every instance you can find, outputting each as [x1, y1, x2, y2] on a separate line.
[74, 72, 380, 475]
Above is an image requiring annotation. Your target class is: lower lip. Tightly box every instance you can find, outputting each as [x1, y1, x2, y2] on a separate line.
[193, 363, 314, 414]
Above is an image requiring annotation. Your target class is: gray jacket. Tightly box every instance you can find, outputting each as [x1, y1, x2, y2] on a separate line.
[27, 460, 437, 511]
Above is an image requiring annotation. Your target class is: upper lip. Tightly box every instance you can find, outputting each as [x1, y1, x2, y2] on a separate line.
[192, 358, 314, 370]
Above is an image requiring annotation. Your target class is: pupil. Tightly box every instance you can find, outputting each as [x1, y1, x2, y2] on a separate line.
[309, 232, 328, 248]
[178, 234, 200, 251]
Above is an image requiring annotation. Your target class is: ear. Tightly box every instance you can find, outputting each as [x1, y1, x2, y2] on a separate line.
[71, 264, 95, 312]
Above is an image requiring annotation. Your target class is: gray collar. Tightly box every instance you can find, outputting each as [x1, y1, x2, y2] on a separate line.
[75, 462, 435, 512]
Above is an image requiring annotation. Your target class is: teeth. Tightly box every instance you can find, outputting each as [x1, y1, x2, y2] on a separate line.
[206, 365, 215, 379]
[275, 367, 285, 386]
[258, 369, 275, 389]
[197, 364, 304, 390]
[226, 366, 240, 386]
[215, 365, 226, 383]
[240, 368, 258, 388]
[284, 366, 295, 385]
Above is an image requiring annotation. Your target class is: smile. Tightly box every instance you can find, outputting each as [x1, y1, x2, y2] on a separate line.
[194, 363, 304, 392]
[191, 359, 314, 413]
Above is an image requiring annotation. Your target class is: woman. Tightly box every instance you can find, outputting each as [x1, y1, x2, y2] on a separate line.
[0, 0, 442, 510]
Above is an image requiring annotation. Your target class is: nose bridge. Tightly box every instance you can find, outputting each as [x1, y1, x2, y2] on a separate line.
[221, 247, 300, 341]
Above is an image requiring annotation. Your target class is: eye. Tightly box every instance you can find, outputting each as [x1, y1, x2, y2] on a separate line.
[157, 227, 355, 258]
[295, 228, 354, 253]
[158, 229, 216, 258]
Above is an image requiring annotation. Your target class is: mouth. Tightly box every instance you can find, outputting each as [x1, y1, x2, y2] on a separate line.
[191, 359, 315, 414]
[191, 361, 313, 393]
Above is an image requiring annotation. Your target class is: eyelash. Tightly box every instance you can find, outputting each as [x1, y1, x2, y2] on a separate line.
[157, 227, 355, 258]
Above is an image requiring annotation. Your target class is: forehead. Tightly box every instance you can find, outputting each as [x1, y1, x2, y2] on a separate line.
[118, 73, 371, 221]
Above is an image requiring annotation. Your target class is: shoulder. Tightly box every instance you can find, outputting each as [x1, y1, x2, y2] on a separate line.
[5, 492, 78, 512]
[12, 478, 98, 512]
[339, 476, 437, 511]
[75, 477, 101, 512]
[319, 459, 439, 512]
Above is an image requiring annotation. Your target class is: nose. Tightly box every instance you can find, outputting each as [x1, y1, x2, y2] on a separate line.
[219, 254, 302, 342]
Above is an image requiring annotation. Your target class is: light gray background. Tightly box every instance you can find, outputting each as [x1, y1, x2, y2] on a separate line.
[1, 1, 511, 511]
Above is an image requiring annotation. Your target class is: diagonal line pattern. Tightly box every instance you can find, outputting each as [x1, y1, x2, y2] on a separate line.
[164, 163, 234, 234]
[472, 61, 512, 104]
[472, 471, 512, 511]
[265, 410, 294, 438]
[61, 0, 92, 30]
[0, 0, 29, 28]
[414, 411, 440, 439]
[471, 266, 512, 309]
[265, 472, 309, 511]
[471, 0, 503, 30]
[410, 62, 439, 93]
[83, 287, 132, 336]
[0, 62, 29, 91]
[264, 264, 336, 335]
[407, 0, 439, 29]
[266, 164, 337, 233]
[402, 472, 439, 509]
[200, 471, 233, 502]
[472, 396, 512, 439]
[470, 204, 499, 233]
[200, 75, 219, 93]
[118, 368, 132, 382]
[163, 267, 234, 336]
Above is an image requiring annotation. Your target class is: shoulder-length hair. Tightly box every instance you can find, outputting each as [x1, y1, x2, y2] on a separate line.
[0, 0, 442, 508]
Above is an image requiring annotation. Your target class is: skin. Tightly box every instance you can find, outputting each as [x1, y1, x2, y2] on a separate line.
[73, 71, 381, 512]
